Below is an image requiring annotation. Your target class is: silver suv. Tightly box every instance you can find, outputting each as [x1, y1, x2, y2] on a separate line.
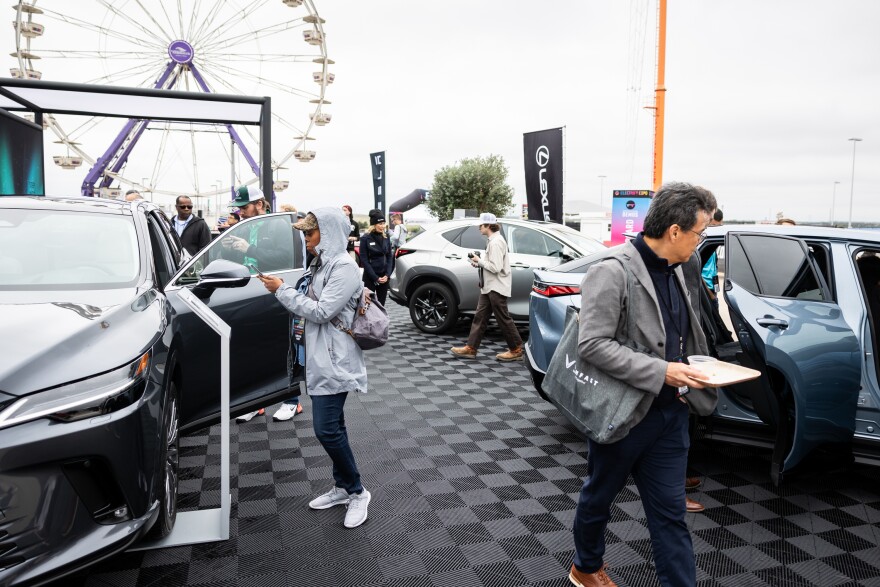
[389, 218, 605, 333]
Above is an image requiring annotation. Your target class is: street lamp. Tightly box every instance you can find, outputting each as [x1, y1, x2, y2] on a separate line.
[830, 181, 840, 226]
[848, 138, 862, 229]
[598, 175, 607, 207]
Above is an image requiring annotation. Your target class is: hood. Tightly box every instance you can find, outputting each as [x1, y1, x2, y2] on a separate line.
[311, 207, 350, 260]
[0, 288, 163, 396]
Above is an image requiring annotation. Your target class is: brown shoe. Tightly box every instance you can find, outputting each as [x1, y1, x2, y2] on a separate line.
[686, 497, 705, 513]
[569, 563, 617, 587]
[685, 476, 702, 490]
[496, 345, 524, 362]
[450, 345, 477, 358]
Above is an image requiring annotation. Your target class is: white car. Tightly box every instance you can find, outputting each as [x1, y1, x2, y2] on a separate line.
[389, 218, 606, 333]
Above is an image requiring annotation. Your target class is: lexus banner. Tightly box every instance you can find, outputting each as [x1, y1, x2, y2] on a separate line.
[523, 128, 563, 223]
[370, 151, 386, 212]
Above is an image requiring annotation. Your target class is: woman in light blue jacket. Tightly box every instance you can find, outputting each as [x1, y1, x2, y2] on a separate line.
[259, 207, 370, 528]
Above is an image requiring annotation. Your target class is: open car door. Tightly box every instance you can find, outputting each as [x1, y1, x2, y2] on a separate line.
[723, 232, 860, 483]
[164, 212, 305, 431]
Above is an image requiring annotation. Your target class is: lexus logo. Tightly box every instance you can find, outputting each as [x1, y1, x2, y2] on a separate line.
[536, 146, 551, 220]
[536, 146, 550, 167]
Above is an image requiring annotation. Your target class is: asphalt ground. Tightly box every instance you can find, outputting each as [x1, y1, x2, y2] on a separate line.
[69, 303, 880, 587]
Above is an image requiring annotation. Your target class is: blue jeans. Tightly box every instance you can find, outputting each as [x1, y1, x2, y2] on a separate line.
[283, 397, 300, 407]
[573, 400, 694, 587]
[311, 393, 363, 495]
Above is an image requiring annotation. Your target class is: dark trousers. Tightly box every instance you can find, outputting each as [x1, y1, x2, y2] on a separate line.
[466, 291, 523, 350]
[364, 276, 389, 306]
[311, 393, 363, 495]
[573, 400, 694, 587]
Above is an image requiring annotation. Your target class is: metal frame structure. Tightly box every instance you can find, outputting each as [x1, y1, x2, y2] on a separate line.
[0, 77, 274, 209]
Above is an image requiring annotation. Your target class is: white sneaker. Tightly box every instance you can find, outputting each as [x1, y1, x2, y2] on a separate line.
[344, 489, 371, 528]
[272, 403, 303, 422]
[309, 486, 351, 510]
[236, 409, 264, 423]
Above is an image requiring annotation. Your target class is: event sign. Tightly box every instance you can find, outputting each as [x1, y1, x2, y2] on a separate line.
[370, 151, 386, 212]
[610, 189, 653, 244]
[523, 128, 563, 223]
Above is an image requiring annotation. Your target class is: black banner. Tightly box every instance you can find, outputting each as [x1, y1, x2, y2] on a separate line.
[370, 151, 386, 213]
[523, 128, 563, 222]
[389, 188, 429, 214]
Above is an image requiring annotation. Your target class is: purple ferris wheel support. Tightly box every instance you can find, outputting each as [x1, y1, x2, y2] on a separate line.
[81, 61, 178, 197]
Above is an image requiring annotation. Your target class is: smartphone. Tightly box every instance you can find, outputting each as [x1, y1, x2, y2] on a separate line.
[247, 263, 266, 278]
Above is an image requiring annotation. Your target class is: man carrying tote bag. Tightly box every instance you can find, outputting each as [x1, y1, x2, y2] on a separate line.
[568, 183, 718, 587]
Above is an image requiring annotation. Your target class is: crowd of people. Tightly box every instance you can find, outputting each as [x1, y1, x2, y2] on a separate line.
[153, 182, 734, 585]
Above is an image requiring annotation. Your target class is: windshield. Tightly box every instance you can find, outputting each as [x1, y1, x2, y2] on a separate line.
[0, 209, 139, 290]
[546, 228, 607, 255]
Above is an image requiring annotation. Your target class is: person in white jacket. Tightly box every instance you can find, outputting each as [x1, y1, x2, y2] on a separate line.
[450, 212, 524, 362]
[258, 207, 371, 528]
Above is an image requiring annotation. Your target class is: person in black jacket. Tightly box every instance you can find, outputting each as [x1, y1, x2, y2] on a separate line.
[359, 210, 393, 305]
[172, 196, 211, 255]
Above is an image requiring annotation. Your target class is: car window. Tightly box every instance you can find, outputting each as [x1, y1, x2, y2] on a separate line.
[147, 216, 176, 288]
[508, 225, 558, 256]
[0, 208, 139, 290]
[176, 214, 297, 284]
[729, 234, 825, 301]
[150, 209, 183, 265]
[441, 226, 466, 244]
[457, 225, 487, 250]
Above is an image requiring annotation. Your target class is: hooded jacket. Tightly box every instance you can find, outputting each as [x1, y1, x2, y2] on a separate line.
[274, 207, 368, 395]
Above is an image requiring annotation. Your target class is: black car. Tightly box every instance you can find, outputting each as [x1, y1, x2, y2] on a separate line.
[0, 197, 304, 585]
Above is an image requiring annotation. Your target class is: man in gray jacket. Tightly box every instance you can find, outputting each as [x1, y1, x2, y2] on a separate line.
[569, 183, 718, 587]
[451, 212, 523, 361]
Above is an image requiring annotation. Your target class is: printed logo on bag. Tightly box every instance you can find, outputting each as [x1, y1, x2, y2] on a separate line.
[565, 354, 599, 386]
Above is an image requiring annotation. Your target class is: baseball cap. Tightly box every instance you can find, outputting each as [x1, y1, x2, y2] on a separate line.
[477, 212, 497, 224]
[229, 185, 264, 208]
[292, 212, 318, 231]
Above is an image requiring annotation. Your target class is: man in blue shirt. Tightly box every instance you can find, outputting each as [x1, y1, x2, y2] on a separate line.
[701, 209, 724, 310]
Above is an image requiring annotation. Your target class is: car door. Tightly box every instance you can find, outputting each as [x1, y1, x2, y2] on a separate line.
[504, 223, 567, 318]
[723, 232, 860, 480]
[442, 224, 486, 312]
[163, 212, 304, 430]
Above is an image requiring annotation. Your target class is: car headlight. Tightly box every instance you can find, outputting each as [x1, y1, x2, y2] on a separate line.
[0, 352, 150, 430]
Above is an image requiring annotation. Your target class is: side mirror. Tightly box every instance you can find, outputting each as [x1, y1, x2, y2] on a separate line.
[192, 259, 251, 298]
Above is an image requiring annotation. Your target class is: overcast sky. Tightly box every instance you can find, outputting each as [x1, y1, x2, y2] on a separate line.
[22, 0, 880, 223]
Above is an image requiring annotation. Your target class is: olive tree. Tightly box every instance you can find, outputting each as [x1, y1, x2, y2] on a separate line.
[426, 154, 514, 221]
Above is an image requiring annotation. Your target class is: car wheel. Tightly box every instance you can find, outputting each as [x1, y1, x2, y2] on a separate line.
[148, 381, 179, 539]
[410, 282, 458, 334]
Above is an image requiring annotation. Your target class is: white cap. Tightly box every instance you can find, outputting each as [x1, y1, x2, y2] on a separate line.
[477, 212, 497, 224]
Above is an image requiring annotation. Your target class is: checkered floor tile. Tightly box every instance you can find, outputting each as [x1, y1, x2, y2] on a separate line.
[68, 304, 880, 587]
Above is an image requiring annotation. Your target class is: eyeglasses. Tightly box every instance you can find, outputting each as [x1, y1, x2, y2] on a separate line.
[177, 205, 192, 209]
[686, 228, 707, 242]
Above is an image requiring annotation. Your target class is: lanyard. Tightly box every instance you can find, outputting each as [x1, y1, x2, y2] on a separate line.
[654, 271, 688, 362]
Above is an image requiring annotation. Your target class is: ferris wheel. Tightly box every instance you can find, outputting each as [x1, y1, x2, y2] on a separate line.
[10, 0, 333, 204]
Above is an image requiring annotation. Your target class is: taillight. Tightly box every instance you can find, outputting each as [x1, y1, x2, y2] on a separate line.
[395, 248, 415, 258]
[532, 280, 580, 297]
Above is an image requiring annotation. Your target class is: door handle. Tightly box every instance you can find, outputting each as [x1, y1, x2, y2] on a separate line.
[511, 263, 530, 269]
[756, 317, 788, 329]
[445, 254, 462, 259]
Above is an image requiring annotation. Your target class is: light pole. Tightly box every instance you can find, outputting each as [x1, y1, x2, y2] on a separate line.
[848, 138, 862, 229]
[830, 181, 840, 226]
[142, 177, 151, 202]
[598, 175, 607, 207]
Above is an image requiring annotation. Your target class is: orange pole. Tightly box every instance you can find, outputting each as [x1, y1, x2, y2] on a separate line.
[652, 0, 667, 193]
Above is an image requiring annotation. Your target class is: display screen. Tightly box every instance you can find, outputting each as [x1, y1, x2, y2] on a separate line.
[0, 110, 45, 196]
[610, 189, 653, 244]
